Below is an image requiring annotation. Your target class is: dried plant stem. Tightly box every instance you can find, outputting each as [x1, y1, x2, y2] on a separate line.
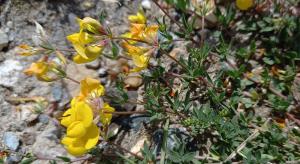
[65, 76, 80, 84]
[286, 113, 300, 126]
[160, 49, 187, 70]
[200, 15, 205, 46]
[224, 129, 260, 163]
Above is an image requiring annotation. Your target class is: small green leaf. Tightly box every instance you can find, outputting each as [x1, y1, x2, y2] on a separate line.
[56, 156, 71, 162]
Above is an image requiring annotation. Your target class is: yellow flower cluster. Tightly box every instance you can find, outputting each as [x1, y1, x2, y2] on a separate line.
[18, 44, 40, 56]
[67, 17, 106, 64]
[236, 0, 254, 11]
[18, 44, 67, 82]
[23, 58, 65, 82]
[61, 99, 99, 156]
[61, 77, 115, 156]
[122, 11, 159, 72]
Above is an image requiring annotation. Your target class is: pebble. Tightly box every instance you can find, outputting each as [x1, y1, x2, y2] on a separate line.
[38, 114, 50, 124]
[51, 84, 63, 102]
[6, 153, 22, 164]
[122, 115, 150, 131]
[153, 128, 191, 151]
[3, 132, 20, 151]
[86, 60, 100, 69]
[124, 74, 143, 89]
[21, 131, 36, 145]
[0, 30, 9, 51]
[98, 68, 108, 77]
[141, 0, 151, 9]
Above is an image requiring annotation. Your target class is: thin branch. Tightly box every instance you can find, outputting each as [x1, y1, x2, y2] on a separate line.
[160, 49, 188, 71]
[224, 129, 260, 163]
[65, 76, 80, 84]
[286, 113, 300, 126]
[224, 119, 270, 163]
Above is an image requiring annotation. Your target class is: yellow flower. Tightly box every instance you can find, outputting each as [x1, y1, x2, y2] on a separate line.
[62, 123, 99, 156]
[141, 25, 159, 43]
[122, 42, 150, 72]
[76, 77, 105, 101]
[77, 17, 105, 35]
[99, 103, 115, 126]
[129, 23, 146, 40]
[24, 61, 53, 82]
[131, 53, 149, 69]
[67, 17, 106, 64]
[236, 0, 253, 11]
[122, 41, 149, 56]
[128, 11, 147, 24]
[67, 33, 104, 64]
[17, 44, 39, 56]
[61, 99, 94, 138]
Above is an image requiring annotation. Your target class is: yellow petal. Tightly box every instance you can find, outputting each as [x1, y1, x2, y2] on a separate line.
[74, 101, 93, 128]
[121, 33, 136, 44]
[122, 42, 148, 56]
[79, 77, 105, 99]
[129, 23, 146, 39]
[67, 121, 86, 138]
[132, 54, 149, 68]
[73, 53, 98, 64]
[79, 17, 103, 34]
[236, 0, 253, 10]
[67, 33, 88, 59]
[142, 25, 159, 43]
[79, 31, 95, 44]
[18, 44, 36, 56]
[61, 136, 76, 145]
[128, 11, 146, 24]
[85, 46, 103, 58]
[65, 144, 87, 156]
[82, 123, 100, 149]
[24, 62, 48, 76]
[100, 103, 115, 126]
[61, 108, 74, 127]
[72, 46, 103, 64]
[130, 66, 146, 73]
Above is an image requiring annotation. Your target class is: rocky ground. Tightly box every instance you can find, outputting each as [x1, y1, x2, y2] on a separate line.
[0, 0, 159, 163]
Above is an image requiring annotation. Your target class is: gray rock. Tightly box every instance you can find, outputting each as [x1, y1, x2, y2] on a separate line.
[86, 60, 100, 69]
[153, 128, 191, 152]
[51, 84, 63, 102]
[0, 30, 9, 51]
[123, 90, 138, 111]
[38, 114, 50, 124]
[0, 59, 23, 88]
[32, 123, 68, 158]
[3, 132, 20, 151]
[6, 153, 22, 164]
[98, 68, 108, 77]
[21, 131, 36, 145]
